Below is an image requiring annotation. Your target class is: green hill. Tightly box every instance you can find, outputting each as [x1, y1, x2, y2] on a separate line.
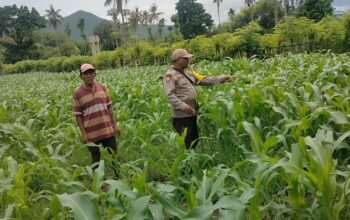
[44, 10, 105, 40]
[44, 10, 169, 41]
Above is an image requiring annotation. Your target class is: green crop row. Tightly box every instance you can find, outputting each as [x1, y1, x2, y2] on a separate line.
[0, 53, 350, 219]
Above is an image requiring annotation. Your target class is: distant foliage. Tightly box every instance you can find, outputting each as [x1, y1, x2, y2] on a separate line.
[2, 12, 350, 74]
[0, 5, 46, 63]
[297, 0, 334, 22]
[175, 0, 213, 39]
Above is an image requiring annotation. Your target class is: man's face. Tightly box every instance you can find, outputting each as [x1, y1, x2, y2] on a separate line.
[177, 57, 189, 68]
[80, 69, 96, 85]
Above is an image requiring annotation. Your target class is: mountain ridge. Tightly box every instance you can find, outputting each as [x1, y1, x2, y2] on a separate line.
[44, 10, 106, 40]
[44, 10, 169, 40]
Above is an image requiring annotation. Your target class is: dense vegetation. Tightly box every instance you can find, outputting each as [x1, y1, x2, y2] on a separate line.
[0, 0, 348, 74]
[1, 53, 350, 219]
[1, 0, 350, 219]
[2, 12, 350, 75]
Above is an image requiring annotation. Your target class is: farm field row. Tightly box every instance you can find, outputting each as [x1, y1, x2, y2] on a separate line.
[0, 53, 350, 219]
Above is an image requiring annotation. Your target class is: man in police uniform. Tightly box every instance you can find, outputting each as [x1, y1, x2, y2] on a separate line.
[163, 48, 234, 149]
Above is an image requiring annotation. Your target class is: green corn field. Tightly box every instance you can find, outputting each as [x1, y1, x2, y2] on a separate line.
[1, 53, 350, 219]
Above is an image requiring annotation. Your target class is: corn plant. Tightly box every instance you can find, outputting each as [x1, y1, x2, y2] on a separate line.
[1, 53, 350, 219]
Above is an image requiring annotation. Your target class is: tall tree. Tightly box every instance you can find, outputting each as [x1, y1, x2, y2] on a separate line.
[45, 4, 64, 55]
[148, 3, 163, 41]
[76, 18, 90, 55]
[255, 0, 284, 30]
[93, 20, 117, 50]
[0, 5, 46, 63]
[213, 0, 223, 25]
[104, 0, 128, 24]
[44, 4, 63, 31]
[141, 10, 155, 40]
[141, 10, 151, 26]
[128, 7, 141, 32]
[76, 18, 86, 40]
[64, 24, 71, 37]
[149, 3, 162, 24]
[297, 0, 333, 22]
[107, 8, 120, 27]
[245, 0, 255, 21]
[228, 8, 235, 17]
[157, 18, 165, 38]
[167, 14, 184, 42]
[235, 21, 263, 57]
[0, 5, 17, 38]
[175, 0, 213, 39]
[104, 0, 129, 41]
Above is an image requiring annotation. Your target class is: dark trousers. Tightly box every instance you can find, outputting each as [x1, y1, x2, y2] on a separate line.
[88, 136, 117, 164]
[172, 115, 199, 149]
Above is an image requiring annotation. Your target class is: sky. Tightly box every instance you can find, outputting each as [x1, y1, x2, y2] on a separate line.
[1, 0, 349, 25]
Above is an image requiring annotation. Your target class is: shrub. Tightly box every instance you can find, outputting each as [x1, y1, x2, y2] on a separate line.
[61, 56, 92, 72]
[45, 57, 66, 72]
[92, 51, 114, 69]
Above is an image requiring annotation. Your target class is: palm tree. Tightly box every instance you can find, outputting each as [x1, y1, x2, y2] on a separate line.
[140, 10, 154, 40]
[45, 4, 63, 31]
[128, 7, 141, 32]
[104, 0, 128, 24]
[213, 0, 223, 25]
[141, 10, 151, 26]
[149, 3, 162, 25]
[245, 0, 255, 21]
[104, 0, 129, 41]
[228, 8, 235, 17]
[157, 18, 165, 37]
[45, 4, 63, 56]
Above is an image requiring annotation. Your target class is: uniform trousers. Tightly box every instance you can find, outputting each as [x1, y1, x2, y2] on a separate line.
[172, 115, 199, 149]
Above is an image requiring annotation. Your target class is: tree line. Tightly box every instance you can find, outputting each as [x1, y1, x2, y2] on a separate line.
[0, 0, 348, 74]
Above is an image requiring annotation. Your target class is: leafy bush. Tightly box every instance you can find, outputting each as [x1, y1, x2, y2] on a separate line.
[61, 56, 92, 72]
[93, 51, 114, 69]
[188, 35, 216, 61]
[45, 56, 66, 72]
